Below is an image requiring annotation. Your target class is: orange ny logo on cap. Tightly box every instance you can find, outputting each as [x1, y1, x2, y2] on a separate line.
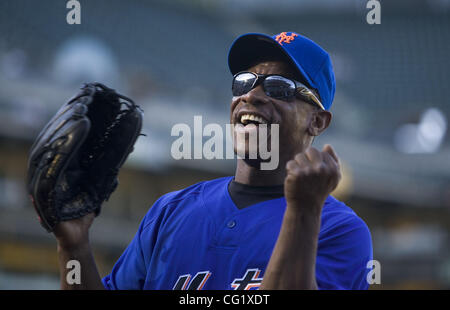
[275, 32, 298, 46]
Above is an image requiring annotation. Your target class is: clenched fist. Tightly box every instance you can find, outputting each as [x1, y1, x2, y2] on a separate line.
[284, 144, 341, 213]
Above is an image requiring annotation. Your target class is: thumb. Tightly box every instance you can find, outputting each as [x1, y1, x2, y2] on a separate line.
[322, 144, 339, 164]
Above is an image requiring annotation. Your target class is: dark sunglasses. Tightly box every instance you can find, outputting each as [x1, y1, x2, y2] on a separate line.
[232, 71, 324, 110]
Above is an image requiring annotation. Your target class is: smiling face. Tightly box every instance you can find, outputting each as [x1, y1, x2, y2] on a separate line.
[230, 60, 331, 171]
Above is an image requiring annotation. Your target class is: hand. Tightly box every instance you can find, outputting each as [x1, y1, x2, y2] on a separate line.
[54, 212, 95, 250]
[284, 144, 341, 213]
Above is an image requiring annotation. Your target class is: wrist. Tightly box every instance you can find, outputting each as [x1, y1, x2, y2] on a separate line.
[285, 206, 321, 224]
[283, 207, 321, 238]
[57, 238, 90, 253]
[286, 198, 324, 217]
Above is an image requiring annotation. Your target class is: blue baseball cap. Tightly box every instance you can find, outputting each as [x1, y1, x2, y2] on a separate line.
[228, 31, 335, 110]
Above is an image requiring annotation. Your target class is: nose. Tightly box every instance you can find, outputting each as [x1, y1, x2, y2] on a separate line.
[239, 84, 270, 106]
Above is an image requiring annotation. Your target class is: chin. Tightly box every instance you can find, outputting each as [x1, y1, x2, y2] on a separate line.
[242, 158, 265, 169]
[232, 124, 282, 170]
[234, 145, 279, 170]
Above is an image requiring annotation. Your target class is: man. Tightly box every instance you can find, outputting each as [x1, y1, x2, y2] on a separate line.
[54, 31, 373, 290]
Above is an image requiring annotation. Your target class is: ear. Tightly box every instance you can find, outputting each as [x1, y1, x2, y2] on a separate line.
[307, 110, 332, 136]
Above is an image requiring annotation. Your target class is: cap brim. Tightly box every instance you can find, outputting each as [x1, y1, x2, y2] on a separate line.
[228, 33, 314, 88]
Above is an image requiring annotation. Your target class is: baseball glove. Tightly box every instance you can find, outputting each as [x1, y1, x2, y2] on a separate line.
[27, 82, 143, 232]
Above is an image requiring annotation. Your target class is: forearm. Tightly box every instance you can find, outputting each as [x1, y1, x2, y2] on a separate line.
[261, 204, 321, 290]
[57, 242, 105, 290]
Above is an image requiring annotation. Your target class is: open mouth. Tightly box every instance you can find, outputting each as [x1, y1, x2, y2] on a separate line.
[240, 114, 267, 125]
[233, 111, 275, 162]
[237, 112, 269, 126]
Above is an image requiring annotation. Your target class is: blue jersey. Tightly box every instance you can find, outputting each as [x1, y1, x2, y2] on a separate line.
[102, 176, 373, 290]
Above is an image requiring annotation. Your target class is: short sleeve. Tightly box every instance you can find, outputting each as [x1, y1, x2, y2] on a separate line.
[101, 186, 203, 290]
[102, 200, 165, 289]
[316, 214, 373, 290]
[101, 217, 152, 289]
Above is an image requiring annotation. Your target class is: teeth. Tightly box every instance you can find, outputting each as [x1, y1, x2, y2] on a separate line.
[240, 114, 267, 125]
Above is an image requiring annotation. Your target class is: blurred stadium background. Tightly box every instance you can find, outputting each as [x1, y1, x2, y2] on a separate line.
[0, 0, 449, 289]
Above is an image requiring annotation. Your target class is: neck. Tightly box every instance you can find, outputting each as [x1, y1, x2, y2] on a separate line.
[234, 159, 286, 186]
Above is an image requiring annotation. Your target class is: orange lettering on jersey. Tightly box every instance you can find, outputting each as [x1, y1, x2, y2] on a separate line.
[275, 32, 298, 46]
